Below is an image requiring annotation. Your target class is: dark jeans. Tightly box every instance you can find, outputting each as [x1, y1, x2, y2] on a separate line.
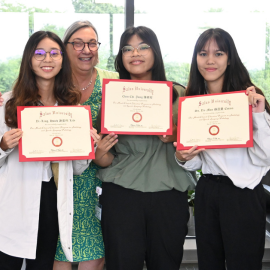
[0, 178, 59, 270]
[195, 174, 266, 270]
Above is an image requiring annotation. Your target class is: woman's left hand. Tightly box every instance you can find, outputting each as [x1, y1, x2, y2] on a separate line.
[90, 128, 100, 144]
[246, 86, 265, 113]
[158, 122, 177, 143]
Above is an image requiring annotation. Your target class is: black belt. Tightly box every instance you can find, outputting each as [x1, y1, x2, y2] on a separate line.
[202, 174, 234, 185]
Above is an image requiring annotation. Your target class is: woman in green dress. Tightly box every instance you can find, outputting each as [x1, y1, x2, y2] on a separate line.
[53, 21, 118, 270]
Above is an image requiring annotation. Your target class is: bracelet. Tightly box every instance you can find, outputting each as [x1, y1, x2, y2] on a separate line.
[175, 153, 186, 164]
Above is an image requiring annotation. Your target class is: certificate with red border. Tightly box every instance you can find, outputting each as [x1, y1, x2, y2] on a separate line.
[177, 91, 253, 150]
[101, 79, 173, 135]
[17, 106, 95, 162]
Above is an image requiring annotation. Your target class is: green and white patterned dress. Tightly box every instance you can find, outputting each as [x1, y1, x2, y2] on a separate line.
[55, 68, 118, 262]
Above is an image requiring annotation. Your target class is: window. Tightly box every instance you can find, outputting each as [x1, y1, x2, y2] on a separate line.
[0, 0, 125, 93]
[1, 0, 270, 101]
[133, 0, 270, 100]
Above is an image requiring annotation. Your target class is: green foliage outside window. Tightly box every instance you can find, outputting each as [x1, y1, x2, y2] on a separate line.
[0, 0, 59, 35]
[0, 57, 21, 92]
[0, 0, 270, 103]
[165, 62, 190, 87]
[41, 24, 66, 40]
[72, 0, 124, 14]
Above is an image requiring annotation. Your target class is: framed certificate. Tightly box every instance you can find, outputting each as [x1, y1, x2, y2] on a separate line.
[101, 79, 173, 135]
[17, 106, 95, 162]
[177, 91, 253, 150]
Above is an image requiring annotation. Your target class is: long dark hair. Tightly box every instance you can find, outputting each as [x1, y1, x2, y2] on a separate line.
[5, 31, 81, 128]
[115, 26, 178, 102]
[186, 28, 270, 113]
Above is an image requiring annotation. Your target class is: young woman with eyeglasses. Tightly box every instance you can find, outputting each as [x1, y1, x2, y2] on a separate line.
[0, 31, 98, 270]
[93, 26, 196, 270]
[175, 28, 270, 270]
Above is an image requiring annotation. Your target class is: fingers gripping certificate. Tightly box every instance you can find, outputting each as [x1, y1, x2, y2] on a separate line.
[17, 106, 95, 161]
[177, 91, 253, 150]
[101, 79, 173, 135]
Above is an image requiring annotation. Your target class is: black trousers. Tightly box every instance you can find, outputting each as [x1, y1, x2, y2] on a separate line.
[0, 178, 59, 270]
[195, 174, 266, 270]
[100, 182, 189, 270]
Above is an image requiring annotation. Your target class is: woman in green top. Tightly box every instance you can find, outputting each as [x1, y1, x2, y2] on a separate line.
[94, 26, 196, 270]
[53, 21, 118, 270]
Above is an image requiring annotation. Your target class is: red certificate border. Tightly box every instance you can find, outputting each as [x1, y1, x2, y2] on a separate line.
[17, 105, 95, 162]
[101, 79, 173, 135]
[177, 91, 253, 150]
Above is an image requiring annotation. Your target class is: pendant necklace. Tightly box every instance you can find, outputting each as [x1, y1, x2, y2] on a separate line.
[75, 71, 94, 91]
[80, 78, 92, 91]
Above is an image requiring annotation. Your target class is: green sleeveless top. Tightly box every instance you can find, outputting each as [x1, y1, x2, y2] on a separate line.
[96, 84, 196, 192]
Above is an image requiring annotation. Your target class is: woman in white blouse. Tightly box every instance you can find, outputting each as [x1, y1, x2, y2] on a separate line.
[0, 31, 97, 270]
[175, 28, 270, 270]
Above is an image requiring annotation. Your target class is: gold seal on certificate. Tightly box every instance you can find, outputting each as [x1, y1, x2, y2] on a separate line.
[101, 79, 173, 135]
[209, 125, 219, 136]
[52, 137, 63, 147]
[132, 113, 142, 122]
[177, 91, 253, 150]
[17, 106, 95, 161]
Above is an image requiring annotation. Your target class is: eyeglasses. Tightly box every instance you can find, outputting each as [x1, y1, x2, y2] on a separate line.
[121, 44, 151, 57]
[34, 49, 63, 61]
[67, 41, 101, 51]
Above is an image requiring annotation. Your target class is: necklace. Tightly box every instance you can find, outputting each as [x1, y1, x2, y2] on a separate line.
[75, 71, 94, 91]
[80, 78, 92, 91]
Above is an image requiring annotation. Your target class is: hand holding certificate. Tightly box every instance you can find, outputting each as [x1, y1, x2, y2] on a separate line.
[177, 91, 253, 150]
[17, 105, 95, 161]
[101, 79, 173, 135]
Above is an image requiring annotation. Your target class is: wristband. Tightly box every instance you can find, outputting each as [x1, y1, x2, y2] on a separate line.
[175, 153, 186, 164]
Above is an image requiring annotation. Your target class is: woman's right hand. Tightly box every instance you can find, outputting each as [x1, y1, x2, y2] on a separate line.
[94, 133, 118, 167]
[97, 133, 118, 152]
[173, 143, 204, 162]
[0, 129, 23, 151]
[95, 133, 118, 160]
